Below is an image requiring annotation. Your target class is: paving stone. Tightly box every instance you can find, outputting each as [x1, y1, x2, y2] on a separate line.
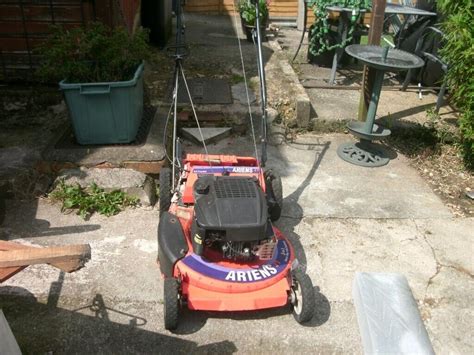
[231, 82, 256, 104]
[181, 127, 232, 145]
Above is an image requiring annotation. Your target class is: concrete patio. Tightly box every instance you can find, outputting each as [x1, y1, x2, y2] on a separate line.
[0, 10, 472, 355]
[1, 131, 472, 354]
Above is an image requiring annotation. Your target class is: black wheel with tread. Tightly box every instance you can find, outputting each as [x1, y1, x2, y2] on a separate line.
[164, 277, 180, 330]
[159, 168, 172, 212]
[264, 169, 283, 221]
[291, 269, 315, 324]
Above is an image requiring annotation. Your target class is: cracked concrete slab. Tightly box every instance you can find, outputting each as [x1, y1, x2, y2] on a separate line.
[414, 218, 474, 275]
[189, 133, 452, 219]
[275, 217, 438, 302]
[423, 267, 474, 354]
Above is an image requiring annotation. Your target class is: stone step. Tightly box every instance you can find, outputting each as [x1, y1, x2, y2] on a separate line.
[181, 127, 232, 145]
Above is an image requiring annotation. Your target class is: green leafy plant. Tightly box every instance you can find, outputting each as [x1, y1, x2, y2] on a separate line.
[425, 108, 459, 144]
[308, 0, 372, 55]
[50, 180, 139, 219]
[437, 0, 474, 169]
[37, 22, 151, 83]
[231, 73, 245, 84]
[238, 0, 270, 26]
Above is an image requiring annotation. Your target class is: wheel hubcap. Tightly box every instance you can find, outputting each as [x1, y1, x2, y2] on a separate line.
[292, 282, 303, 315]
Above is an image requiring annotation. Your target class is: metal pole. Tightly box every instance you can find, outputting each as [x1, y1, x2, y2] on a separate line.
[172, 68, 179, 190]
[170, 1, 185, 189]
[362, 46, 388, 133]
[363, 69, 385, 133]
[49, 0, 56, 24]
[254, 3, 267, 110]
[253, 0, 267, 166]
[358, 0, 387, 120]
[18, 0, 33, 80]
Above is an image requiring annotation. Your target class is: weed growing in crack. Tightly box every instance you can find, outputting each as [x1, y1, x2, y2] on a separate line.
[50, 180, 139, 219]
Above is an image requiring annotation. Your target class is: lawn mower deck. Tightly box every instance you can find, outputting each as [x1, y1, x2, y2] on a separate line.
[158, 154, 315, 329]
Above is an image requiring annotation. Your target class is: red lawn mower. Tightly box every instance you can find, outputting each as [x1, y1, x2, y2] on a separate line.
[157, 0, 315, 330]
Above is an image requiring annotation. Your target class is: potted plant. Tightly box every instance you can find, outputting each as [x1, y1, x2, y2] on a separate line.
[38, 23, 151, 145]
[238, 0, 270, 42]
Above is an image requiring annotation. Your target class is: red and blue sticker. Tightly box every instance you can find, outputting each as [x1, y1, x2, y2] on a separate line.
[193, 166, 261, 175]
[182, 239, 291, 283]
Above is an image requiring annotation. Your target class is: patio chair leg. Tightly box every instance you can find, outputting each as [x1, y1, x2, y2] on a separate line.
[435, 78, 447, 113]
[401, 69, 412, 91]
[329, 52, 339, 85]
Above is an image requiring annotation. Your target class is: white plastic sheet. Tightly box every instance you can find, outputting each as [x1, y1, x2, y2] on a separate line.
[353, 272, 435, 355]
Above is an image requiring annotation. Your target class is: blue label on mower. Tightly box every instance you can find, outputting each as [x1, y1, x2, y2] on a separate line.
[193, 166, 260, 175]
[182, 239, 290, 283]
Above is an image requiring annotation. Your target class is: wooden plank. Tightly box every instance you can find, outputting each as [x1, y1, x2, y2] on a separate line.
[0, 241, 28, 282]
[0, 21, 79, 34]
[185, 0, 302, 17]
[0, 4, 84, 22]
[0, 36, 45, 51]
[0, 266, 26, 282]
[0, 243, 91, 271]
[0, 240, 84, 280]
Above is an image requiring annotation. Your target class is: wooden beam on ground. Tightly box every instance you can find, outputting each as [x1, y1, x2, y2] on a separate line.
[0, 241, 28, 282]
[0, 266, 26, 283]
[0, 241, 80, 281]
[358, 0, 387, 121]
[0, 242, 91, 274]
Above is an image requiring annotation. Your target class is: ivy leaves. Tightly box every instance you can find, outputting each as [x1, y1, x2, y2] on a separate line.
[308, 0, 372, 55]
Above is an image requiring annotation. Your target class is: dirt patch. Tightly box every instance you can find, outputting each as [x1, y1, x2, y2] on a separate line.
[0, 87, 66, 149]
[0, 87, 68, 200]
[406, 145, 472, 217]
[384, 112, 473, 217]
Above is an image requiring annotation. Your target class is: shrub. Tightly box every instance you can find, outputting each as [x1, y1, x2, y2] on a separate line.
[37, 23, 150, 83]
[238, 0, 270, 26]
[437, 0, 474, 169]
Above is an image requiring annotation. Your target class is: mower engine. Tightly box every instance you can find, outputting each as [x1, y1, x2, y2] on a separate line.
[192, 175, 271, 261]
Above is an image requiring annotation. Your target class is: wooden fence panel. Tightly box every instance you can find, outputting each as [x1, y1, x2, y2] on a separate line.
[185, 0, 301, 18]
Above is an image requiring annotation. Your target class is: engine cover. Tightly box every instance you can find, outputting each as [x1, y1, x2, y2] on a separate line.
[193, 175, 268, 242]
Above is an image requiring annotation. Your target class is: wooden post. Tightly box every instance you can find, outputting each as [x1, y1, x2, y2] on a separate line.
[358, 0, 387, 121]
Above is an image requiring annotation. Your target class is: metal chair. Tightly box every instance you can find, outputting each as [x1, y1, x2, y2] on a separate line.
[402, 26, 448, 113]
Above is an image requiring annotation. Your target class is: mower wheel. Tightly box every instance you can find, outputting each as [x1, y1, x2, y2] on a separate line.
[291, 269, 315, 324]
[264, 169, 283, 221]
[159, 168, 172, 212]
[163, 277, 180, 330]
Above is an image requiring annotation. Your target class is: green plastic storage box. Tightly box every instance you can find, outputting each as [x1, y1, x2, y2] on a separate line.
[59, 63, 144, 145]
